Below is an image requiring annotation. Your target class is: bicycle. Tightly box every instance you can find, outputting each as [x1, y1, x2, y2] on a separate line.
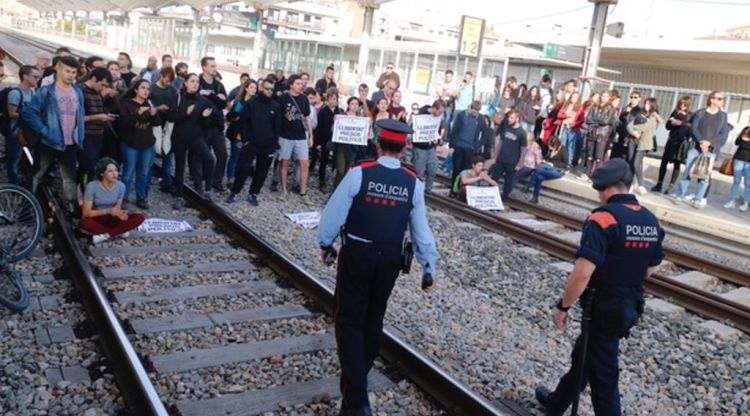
[0, 184, 44, 312]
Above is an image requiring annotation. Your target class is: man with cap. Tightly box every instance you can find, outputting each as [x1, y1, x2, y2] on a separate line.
[535, 158, 664, 416]
[318, 119, 440, 416]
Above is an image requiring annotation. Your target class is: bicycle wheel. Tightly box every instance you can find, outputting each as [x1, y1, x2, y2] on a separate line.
[0, 184, 44, 262]
[0, 263, 30, 312]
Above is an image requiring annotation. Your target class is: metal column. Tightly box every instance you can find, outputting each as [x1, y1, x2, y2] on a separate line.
[356, 5, 374, 83]
[500, 57, 510, 92]
[581, 0, 615, 98]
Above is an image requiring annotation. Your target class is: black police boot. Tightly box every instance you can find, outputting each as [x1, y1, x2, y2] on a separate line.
[535, 385, 553, 413]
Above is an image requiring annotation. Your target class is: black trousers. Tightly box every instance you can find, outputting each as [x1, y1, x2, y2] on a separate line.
[207, 127, 228, 188]
[492, 161, 517, 199]
[656, 139, 682, 187]
[546, 330, 622, 416]
[310, 145, 332, 186]
[451, 147, 474, 192]
[335, 240, 402, 410]
[174, 134, 214, 197]
[231, 145, 274, 196]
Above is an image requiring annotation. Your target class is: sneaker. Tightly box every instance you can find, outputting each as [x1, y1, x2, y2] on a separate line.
[724, 200, 736, 209]
[270, 181, 279, 192]
[92, 234, 109, 245]
[740, 202, 749, 212]
[698, 198, 707, 207]
[226, 193, 237, 204]
[691, 200, 704, 209]
[213, 185, 229, 193]
[638, 186, 648, 195]
[651, 184, 663, 192]
[136, 198, 150, 210]
[121, 232, 130, 239]
[686, 193, 695, 200]
[248, 194, 259, 206]
[172, 197, 186, 210]
[199, 190, 212, 200]
[300, 193, 312, 206]
[529, 196, 539, 204]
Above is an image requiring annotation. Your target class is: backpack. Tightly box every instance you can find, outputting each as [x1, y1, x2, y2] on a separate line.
[0, 87, 21, 136]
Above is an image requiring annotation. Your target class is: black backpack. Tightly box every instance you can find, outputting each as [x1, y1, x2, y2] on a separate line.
[0, 87, 21, 136]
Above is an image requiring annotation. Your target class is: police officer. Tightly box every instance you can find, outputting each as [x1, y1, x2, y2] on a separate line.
[318, 119, 440, 416]
[535, 158, 664, 416]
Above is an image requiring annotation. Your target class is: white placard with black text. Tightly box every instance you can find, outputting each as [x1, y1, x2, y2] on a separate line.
[411, 114, 442, 143]
[332, 115, 370, 146]
[466, 186, 504, 211]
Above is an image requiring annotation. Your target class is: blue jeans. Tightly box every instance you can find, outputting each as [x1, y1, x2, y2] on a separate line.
[730, 159, 750, 202]
[564, 128, 582, 167]
[524, 165, 564, 199]
[4, 130, 22, 185]
[226, 141, 243, 181]
[676, 148, 715, 202]
[120, 143, 155, 201]
[160, 151, 174, 188]
[521, 121, 535, 134]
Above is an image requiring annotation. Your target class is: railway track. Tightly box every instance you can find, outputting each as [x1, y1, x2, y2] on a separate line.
[425, 191, 750, 334]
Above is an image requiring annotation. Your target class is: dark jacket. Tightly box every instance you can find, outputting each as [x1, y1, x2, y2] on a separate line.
[240, 92, 282, 150]
[199, 75, 227, 129]
[172, 91, 213, 141]
[515, 98, 540, 124]
[665, 111, 692, 144]
[449, 110, 485, 151]
[586, 106, 617, 138]
[689, 108, 731, 152]
[314, 104, 341, 147]
[733, 127, 750, 162]
[118, 98, 160, 150]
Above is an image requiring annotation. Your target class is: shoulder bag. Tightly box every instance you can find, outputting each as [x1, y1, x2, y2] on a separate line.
[719, 158, 734, 176]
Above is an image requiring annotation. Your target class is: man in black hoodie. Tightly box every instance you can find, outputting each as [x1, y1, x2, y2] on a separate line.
[226, 77, 282, 206]
[198, 56, 229, 192]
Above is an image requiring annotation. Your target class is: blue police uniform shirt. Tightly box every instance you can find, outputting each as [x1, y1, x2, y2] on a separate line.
[576, 193, 664, 297]
[318, 156, 439, 275]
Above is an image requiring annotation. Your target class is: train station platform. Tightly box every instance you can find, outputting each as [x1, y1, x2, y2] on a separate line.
[542, 156, 750, 247]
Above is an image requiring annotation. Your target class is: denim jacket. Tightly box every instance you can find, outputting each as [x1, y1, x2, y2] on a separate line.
[21, 83, 85, 150]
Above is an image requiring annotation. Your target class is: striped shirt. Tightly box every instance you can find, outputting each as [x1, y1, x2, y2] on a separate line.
[82, 85, 106, 137]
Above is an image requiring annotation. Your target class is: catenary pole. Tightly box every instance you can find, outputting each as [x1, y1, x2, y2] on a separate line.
[580, 0, 616, 97]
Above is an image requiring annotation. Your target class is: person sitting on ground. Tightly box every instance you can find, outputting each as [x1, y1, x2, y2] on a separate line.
[453, 156, 499, 202]
[524, 135, 568, 204]
[80, 158, 145, 245]
[511, 132, 543, 192]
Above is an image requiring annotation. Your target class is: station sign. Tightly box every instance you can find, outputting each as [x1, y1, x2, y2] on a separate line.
[544, 43, 584, 63]
[458, 16, 485, 59]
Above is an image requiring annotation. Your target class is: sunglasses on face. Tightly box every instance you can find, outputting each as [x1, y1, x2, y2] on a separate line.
[263, 87, 274, 91]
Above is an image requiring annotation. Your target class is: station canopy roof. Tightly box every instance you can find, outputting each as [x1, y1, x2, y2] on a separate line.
[18, 0, 393, 13]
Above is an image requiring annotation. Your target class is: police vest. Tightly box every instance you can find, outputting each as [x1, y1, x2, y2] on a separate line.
[345, 161, 416, 244]
[587, 201, 661, 295]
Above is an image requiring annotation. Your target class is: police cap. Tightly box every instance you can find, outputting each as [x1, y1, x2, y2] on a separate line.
[376, 119, 413, 143]
[591, 158, 633, 191]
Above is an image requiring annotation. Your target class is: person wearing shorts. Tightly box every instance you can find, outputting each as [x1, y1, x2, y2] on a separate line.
[278, 74, 313, 199]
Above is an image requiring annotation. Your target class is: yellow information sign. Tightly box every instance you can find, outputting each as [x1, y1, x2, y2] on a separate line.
[458, 15, 485, 58]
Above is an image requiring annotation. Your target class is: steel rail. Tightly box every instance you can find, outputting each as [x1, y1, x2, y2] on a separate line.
[39, 187, 169, 416]
[426, 193, 750, 334]
[430, 171, 750, 287]
[5, 35, 169, 416]
[183, 185, 515, 416]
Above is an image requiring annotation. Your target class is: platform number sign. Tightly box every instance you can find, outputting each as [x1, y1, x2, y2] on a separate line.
[458, 16, 485, 59]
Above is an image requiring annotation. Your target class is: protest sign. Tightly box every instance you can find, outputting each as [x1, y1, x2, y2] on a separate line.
[466, 186, 504, 211]
[411, 114, 442, 143]
[137, 218, 193, 233]
[285, 211, 321, 229]
[332, 115, 370, 145]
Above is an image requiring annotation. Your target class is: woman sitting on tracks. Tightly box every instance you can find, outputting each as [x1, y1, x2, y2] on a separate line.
[523, 135, 568, 204]
[80, 157, 145, 245]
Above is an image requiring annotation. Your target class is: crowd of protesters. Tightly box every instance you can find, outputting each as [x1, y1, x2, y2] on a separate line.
[1, 46, 746, 248]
